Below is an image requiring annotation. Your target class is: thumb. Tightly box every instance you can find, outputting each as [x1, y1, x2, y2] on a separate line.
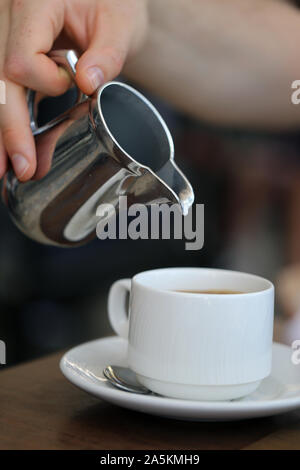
[76, 11, 132, 95]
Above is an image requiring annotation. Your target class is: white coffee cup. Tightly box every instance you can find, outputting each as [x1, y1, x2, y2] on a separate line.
[108, 267, 274, 401]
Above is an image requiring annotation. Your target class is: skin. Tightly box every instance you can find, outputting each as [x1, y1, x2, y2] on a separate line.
[124, 0, 300, 130]
[0, 0, 148, 180]
[1, 0, 300, 182]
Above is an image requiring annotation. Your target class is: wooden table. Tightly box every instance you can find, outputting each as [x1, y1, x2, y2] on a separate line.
[0, 349, 300, 450]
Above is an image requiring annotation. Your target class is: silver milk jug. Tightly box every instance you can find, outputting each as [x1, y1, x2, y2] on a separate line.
[3, 50, 194, 247]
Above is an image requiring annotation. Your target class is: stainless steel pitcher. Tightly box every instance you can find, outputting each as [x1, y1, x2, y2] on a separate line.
[3, 50, 194, 247]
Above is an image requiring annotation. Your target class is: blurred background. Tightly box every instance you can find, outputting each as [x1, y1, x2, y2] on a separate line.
[0, 79, 300, 368]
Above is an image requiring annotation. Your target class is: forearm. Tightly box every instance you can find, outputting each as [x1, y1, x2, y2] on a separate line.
[124, 0, 300, 130]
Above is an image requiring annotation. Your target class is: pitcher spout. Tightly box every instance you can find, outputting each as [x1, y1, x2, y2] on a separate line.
[156, 160, 194, 216]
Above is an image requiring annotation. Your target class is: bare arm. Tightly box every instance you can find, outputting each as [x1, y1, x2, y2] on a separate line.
[124, 0, 300, 130]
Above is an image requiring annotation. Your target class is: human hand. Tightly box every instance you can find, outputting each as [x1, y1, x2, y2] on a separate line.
[0, 0, 148, 181]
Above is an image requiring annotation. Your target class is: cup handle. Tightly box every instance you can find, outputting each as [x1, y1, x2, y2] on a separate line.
[108, 279, 131, 339]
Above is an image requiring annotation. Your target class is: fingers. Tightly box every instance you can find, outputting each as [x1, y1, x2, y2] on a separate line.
[0, 81, 36, 181]
[4, 0, 71, 96]
[0, 133, 8, 180]
[76, 3, 135, 95]
[0, 0, 148, 183]
[0, 0, 70, 182]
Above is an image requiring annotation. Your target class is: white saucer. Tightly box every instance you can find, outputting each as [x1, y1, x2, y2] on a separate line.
[60, 337, 300, 421]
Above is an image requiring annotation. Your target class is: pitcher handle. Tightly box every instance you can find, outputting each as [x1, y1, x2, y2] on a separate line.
[27, 50, 87, 135]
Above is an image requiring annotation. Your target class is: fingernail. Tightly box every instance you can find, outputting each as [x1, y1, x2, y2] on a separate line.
[86, 66, 104, 91]
[12, 154, 29, 178]
[58, 66, 72, 84]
